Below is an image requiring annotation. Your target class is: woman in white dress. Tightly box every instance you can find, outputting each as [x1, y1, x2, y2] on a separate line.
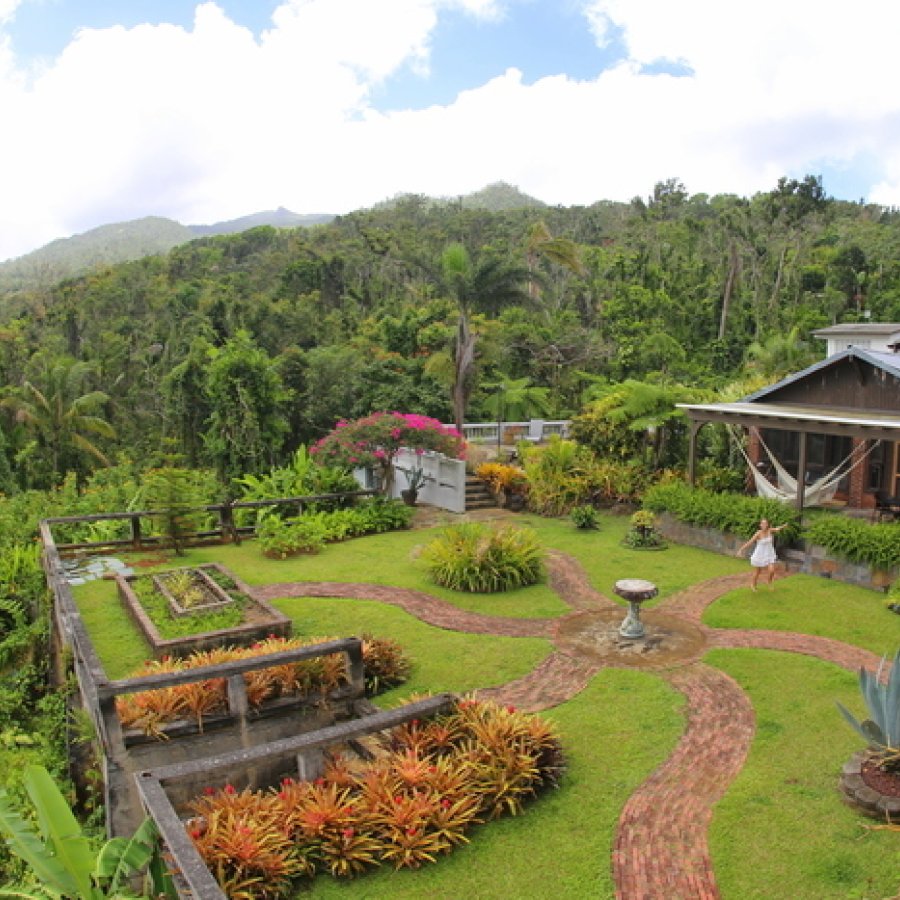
[738, 518, 787, 591]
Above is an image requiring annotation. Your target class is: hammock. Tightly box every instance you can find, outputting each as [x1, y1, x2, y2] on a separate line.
[728, 426, 879, 506]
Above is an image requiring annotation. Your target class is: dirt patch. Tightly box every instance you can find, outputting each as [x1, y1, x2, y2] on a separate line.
[862, 758, 900, 798]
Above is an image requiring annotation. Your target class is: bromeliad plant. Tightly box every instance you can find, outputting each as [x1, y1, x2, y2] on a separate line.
[186, 698, 565, 896]
[837, 648, 900, 772]
[117, 635, 412, 737]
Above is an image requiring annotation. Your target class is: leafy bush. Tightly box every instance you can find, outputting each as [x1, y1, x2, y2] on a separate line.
[360, 634, 412, 696]
[422, 523, 544, 592]
[187, 698, 564, 894]
[804, 513, 900, 571]
[570, 505, 600, 530]
[233, 446, 360, 525]
[256, 499, 413, 558]
[622, 510, 667, 550]
[257, 517, 327, 558]
[643, 481, 800, 542]
[474, 463, 526, 496]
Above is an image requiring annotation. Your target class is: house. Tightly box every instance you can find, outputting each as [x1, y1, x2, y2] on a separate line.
[678, 334, 900, 512]
[812, 322, 900, 357]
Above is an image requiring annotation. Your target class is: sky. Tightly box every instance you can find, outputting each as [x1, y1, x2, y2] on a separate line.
[1, 0, 899, 261]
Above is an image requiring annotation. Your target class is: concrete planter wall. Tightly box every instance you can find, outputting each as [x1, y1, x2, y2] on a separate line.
[655, 512, 898, 592]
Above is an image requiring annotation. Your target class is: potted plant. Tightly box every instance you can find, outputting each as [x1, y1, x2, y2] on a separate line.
[400, 465, 427, 506]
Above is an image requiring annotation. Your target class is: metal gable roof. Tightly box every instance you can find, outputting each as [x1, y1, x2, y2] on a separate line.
[743, 346, 900, 402]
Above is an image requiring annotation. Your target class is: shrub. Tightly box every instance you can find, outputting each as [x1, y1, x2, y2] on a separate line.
[187, 698, 565, 894]
[257, 517, 327, 558]
[643, 481, 799, 542]
[475, 463, 526, 496]
[804, 513, 900, 571]
[570, 505, 600, 530]
[422, 523, 544, 592]
[622, 510, 666, 550]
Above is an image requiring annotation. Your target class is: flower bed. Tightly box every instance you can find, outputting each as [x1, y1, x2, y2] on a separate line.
[116, 635, 411, 739]
[185, 698, 564, 897]
[116, 563, 292, 658]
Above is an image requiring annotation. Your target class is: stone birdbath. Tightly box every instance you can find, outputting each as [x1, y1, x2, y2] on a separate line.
[614, 578, 658, 640]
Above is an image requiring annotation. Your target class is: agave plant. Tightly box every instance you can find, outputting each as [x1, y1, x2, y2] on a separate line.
[836, 648, 900, 770]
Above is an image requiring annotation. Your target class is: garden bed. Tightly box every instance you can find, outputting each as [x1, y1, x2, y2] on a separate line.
[116, 562, 291, 658]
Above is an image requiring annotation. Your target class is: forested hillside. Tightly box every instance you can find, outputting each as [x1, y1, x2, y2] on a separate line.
[1, 174, 898, 492]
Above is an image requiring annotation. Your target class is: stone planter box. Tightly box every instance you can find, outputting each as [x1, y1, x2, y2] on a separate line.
[154, 566, 236, 618]
[655, 513, 898, 592]
[839, 750, 900, 820]
[116, 563, 291, 659]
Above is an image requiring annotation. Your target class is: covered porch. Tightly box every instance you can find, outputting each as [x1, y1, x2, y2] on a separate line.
[678, 401, 900, 516]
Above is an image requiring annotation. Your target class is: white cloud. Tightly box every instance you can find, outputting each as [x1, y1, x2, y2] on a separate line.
[0, 0, 898, 260]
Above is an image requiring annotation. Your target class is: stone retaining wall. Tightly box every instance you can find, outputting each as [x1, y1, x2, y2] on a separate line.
[655, 513, 897, 592]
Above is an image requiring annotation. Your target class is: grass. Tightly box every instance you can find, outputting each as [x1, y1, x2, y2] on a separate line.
[308, 669, 684, 900]
[703, 574, 900, 656]
[64, 515, 900, 899]
[275, 596, 552, 700]
[707, 649, 900, 900]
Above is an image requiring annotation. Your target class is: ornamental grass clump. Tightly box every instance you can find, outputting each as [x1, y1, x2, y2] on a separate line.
[186, 698, 565, 896]
[422, 522, 545, 592]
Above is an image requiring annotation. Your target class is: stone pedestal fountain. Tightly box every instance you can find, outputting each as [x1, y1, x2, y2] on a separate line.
[614, 578, 658, 639]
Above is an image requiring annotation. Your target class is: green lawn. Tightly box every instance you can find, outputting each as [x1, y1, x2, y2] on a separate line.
[703, 573, 900, 656]
[66, 517, 900, 899]
[707, 649, 900, 900]
[308, 669, 684, 900]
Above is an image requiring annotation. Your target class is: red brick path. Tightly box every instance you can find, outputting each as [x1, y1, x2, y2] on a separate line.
[613, 664, 755, 900]
[251, 557, 883, 899]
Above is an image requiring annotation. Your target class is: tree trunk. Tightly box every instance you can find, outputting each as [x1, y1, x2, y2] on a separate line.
[718, 241, 739, 340]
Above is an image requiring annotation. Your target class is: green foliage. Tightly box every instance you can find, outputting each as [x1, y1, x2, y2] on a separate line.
[422, 523, 545, 593]
[142, 466, 213, 555]
[257, 517, 327, 558]
[131, 572, 245, 639]
[311, 413, 464, 493]
[569, 380, 699, 469]
[256, 499, 413, 558]
[836, 649, 900, 770]
[187, 698, 563, 894]
[643, 481, 800, 542]
[570, 505, 600, 530]
[203, 331, 291, 482]
[0, 764, 169, 899]
[622, 510, 667, 550]
[803, 513, 900, 571]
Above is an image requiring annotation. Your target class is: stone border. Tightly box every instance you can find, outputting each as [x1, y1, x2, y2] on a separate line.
[117, 562, 291, 658]
[839, 750, 900, 820]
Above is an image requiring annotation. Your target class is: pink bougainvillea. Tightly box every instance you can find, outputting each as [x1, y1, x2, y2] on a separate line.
[311, 412, 465, 491]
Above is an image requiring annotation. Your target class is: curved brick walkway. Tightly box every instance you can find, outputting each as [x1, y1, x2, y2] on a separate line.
[251, 555, 885, 899]
[613, 664, 755, 900]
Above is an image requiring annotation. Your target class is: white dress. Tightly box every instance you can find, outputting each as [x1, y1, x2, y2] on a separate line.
[750, 535, 777, 568]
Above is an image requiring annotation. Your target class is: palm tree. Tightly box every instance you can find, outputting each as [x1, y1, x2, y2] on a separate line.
[440, 244, 532, 432]
[745, 326, 816, 379]
[2, 357, 115, 486]
[525, 221, 586, 301]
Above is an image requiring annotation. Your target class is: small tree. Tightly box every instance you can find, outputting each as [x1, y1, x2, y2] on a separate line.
[143, 466, 210, 556]
[311, 412, 465, 494]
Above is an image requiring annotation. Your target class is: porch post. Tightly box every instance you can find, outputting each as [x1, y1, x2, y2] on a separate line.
[687, 420, 700, 486]
[796, 431, 808, 515]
